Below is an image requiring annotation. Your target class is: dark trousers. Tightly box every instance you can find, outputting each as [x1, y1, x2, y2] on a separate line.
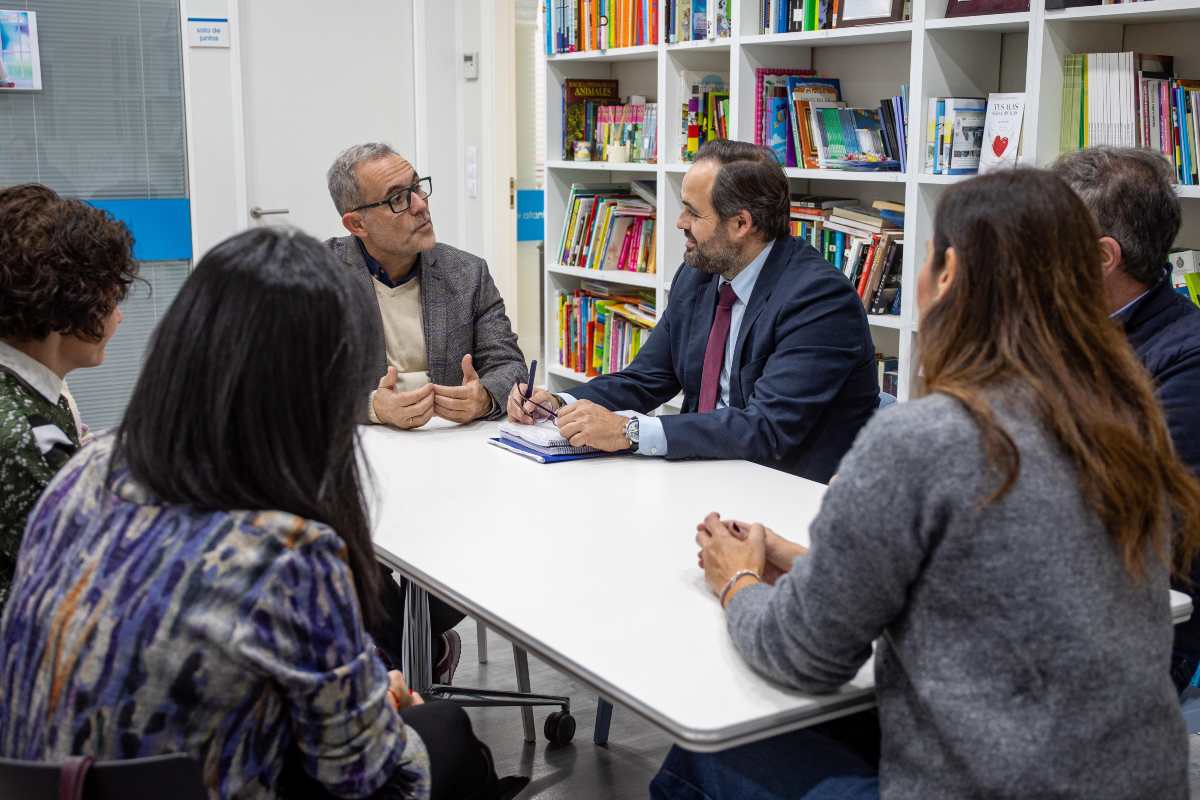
[650, 711, 881, 800]
[370, 564, 468, 669]
[280, 700, 498, 800]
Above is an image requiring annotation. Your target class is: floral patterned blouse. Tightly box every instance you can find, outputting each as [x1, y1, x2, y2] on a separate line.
[0, 437, 430, 799]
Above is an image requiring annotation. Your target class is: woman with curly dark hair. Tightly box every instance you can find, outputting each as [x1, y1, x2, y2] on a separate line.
[0, 183, 135, 609]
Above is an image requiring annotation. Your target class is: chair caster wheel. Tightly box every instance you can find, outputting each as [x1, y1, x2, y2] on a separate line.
[544, 711, 576, 745]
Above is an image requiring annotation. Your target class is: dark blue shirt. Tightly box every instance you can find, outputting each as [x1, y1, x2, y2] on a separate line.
[356, 238, 419, 288]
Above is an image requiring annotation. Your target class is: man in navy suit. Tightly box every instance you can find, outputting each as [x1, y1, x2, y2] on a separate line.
[507, 140, 879, 482]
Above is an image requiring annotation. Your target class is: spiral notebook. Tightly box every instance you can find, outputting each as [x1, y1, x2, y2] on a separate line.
[491, 420, 607, 463]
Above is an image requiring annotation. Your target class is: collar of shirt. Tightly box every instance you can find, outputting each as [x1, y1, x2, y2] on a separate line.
[721, 239, 774, 303]
[1110, 286, 1153, 320]
[356, 237, 419, 288]
[0, 340, 64, 405]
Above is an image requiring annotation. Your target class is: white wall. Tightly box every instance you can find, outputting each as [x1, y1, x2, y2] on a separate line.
[180, 0, 246, 260]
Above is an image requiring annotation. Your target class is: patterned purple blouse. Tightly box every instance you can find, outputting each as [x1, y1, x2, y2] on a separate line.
[0, 437, 430, 799]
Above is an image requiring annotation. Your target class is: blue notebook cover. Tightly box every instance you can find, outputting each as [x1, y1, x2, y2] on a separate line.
[487, 437, 614, 464]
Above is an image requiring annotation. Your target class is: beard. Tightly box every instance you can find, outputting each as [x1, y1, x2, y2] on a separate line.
[682, 228, 739, 275]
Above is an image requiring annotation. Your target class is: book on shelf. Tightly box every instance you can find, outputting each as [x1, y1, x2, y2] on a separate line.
[1171, 249, 1200, 306]
[1060, 51, 1200, 185]
[789, 197, 904, 314]
[876, 355, 899, 397]
[666, 0, 732, 42]
[978, 93, 1025, 174]
[594, 100, 659, 163]
[557, 183, 657, 274]
[562, 79, 621, 160]
[546, 0, 660, 55]
[758, 0, 908, 33]
[925, 97, 985, 175]
[557, 288, 657, 376]
[754, 71, 905, 171]
[680, 72, 729, 162]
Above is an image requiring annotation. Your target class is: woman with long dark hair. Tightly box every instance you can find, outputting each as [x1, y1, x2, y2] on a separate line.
[656, 169, 1200, 799]
[0, 228, 510, 799]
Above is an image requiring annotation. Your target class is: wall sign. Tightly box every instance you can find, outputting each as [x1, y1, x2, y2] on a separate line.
[516, 190, 544, 242]
[0, 9, 42, 91]
[187, 17, 229, 48]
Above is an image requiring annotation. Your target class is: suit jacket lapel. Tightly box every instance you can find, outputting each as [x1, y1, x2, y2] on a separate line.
[418, 248, 444, 383]
[730, 238, 789, 405]
[683, 274, 719, 405]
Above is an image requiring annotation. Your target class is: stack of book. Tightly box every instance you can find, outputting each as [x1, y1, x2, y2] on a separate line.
[557, 183, 657, 273]
[666, 0, 733, 42]
[1060, 52, 1200, 185]
[492, 421, 605, 463]
[557, 285, 657, 376]
[876, 354, 899, 397]
[755, 68, 906, 171]
[562, 79, 622, 160]
[925, 97, 986, 175]
[790, 197, 904, 314]
[595, 102, 659, 163]
[546, 0, 659, 55]
[680, 73, 730, 162]
[1171, 249, 1200, 306]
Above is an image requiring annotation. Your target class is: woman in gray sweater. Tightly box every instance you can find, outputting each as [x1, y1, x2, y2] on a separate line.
[653, 169, 1200, 800]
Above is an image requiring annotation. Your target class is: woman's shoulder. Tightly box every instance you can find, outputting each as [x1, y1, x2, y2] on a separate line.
[856, 392, 982, 456]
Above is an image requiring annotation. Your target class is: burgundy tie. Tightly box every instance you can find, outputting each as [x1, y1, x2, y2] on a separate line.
[699, 282, 737, 413]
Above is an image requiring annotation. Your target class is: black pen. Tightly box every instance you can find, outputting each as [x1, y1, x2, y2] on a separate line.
[524, 360, 538, 401]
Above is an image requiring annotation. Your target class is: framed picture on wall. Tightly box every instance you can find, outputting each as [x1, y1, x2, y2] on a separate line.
[836, 0, 906, 27]
[945, 0, 1030, 17]
[0, 9, 42, 91]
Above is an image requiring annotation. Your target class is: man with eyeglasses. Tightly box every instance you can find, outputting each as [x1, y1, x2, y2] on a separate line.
[326, 142, 526, 684]
[326, 142, 525, 432]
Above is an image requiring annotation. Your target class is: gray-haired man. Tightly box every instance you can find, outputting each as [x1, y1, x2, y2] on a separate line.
[1053, 147, 1200, 693]
[326, 142, 525, 429]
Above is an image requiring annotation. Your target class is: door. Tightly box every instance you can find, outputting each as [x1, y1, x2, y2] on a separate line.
[239, 0, 416, 239]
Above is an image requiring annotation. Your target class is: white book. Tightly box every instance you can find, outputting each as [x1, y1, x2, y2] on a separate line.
[979, 93, 1025, 173]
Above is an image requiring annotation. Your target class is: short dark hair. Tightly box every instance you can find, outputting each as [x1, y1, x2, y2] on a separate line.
[115, 227, 384, 626]
[0, 183, 137, 341]
[694, 140, 790, 241]
[1050, 147, 1181, 286]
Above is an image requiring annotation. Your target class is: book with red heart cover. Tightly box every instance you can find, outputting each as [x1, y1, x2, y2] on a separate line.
[979, 93, 1025, 174]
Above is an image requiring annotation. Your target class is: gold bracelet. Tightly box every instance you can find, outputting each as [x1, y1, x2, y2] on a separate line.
[720, 569, 762, 607]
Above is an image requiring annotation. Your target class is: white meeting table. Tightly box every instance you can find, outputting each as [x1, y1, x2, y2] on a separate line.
[362, 419, 1194, 753]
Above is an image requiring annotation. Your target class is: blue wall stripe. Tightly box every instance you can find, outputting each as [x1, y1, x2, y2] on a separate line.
[86, 198, 192, 262]
[186, 17, 228, 22]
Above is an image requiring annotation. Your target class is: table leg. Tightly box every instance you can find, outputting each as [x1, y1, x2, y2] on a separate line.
[402, 583, 433, 693]
[513, 644, 536, 744]
[476, 619, 488, 664]
[594, 698, 613, 746]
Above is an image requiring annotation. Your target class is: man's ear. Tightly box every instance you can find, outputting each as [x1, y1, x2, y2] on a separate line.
[731, 208, 755, 242]
[342, 211, 367, 238]
[1098, 236, 1123, 278]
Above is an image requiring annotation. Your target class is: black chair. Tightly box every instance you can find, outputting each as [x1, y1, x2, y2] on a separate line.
[0, 753, 206, 800]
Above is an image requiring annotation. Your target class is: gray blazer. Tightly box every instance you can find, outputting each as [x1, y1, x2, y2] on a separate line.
[327, 236, 526, 420]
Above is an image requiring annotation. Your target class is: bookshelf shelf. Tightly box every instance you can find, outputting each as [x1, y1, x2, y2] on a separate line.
[1043, 0, 1200, 23]
[925, 12, 1030, 32]
[666, 38, 733, 52]
[784, 167, 906, 182]
[867, 315, 906, 330]
[545, 160, 660, 172]
[542, 0, 1200, 405]
[548, 263, 659, 288]
[917, 173, 971, 184]
[547, 44, 660, 63]
[547, 363, 589, 382]
[739, 21, 913, 47]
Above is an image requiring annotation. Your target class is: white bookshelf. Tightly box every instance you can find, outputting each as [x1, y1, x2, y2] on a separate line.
[542, 0, 1200, 404]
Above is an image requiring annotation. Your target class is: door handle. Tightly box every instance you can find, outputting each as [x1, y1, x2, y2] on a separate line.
[250, 206, 289, 218]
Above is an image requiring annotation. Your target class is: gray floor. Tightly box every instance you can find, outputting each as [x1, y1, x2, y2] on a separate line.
[449, 619, 672, 799]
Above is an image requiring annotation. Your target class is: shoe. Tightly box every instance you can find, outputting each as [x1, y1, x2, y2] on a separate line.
[433, 630, 462, 685]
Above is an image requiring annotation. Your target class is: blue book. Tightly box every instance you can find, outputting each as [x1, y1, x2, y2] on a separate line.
[767, 95, 790, 165]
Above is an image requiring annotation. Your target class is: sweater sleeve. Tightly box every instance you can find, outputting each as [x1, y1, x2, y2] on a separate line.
[725, 402, 953, 693]
[234, 528, 431, 799]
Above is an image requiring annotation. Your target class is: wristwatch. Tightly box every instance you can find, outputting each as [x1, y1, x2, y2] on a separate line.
[624, 416, 640, 450]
